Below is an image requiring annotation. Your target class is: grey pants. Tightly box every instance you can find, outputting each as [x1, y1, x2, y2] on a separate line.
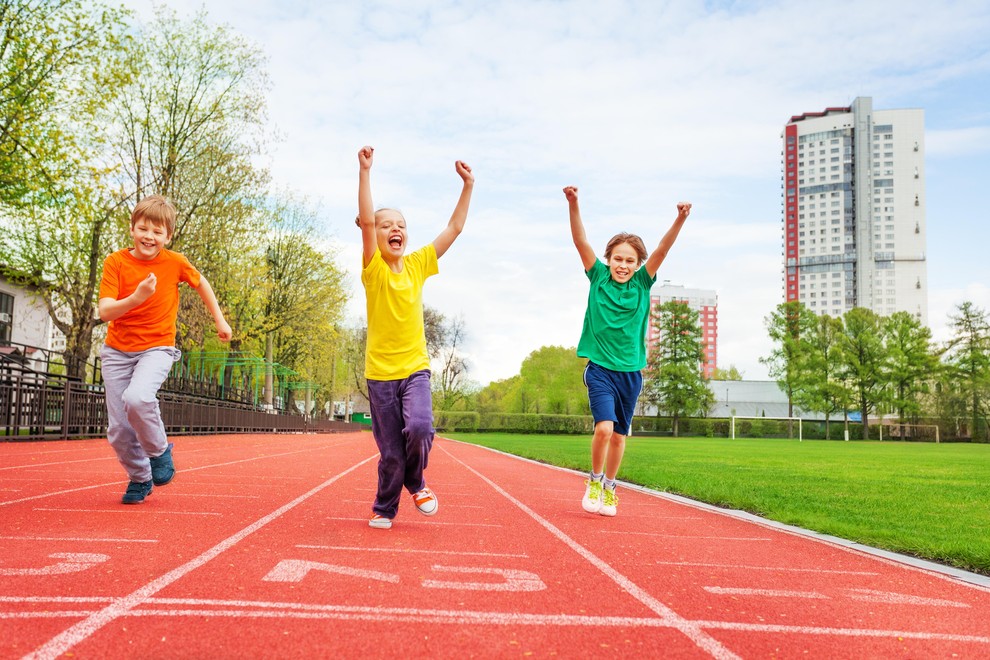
[101, 345, 180, 482]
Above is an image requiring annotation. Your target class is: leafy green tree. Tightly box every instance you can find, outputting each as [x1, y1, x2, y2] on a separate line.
[761, 301, 816, 420]
[797, 313, 850, 439]
[515, 346, 590, 415]
[0, 0, 126, 207]
[883, 311, 937, 423]
[943, 302, 990, 441]
[837, 307, 888, 439]
[643, 300, 714, 436]
[474, 375, 522, 414]
[711, 365, 744, 380]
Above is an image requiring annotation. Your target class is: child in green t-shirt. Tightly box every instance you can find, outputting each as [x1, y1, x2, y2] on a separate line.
[564, 185, 691, 516]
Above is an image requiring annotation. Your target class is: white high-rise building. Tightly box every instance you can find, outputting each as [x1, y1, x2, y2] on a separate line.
[781, 97, 927, 324]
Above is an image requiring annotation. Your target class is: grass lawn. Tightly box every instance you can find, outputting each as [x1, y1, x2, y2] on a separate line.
[443, 433, 990, 576]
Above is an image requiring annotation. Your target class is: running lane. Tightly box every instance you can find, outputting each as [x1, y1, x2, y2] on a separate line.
[1, 434, 988, 658]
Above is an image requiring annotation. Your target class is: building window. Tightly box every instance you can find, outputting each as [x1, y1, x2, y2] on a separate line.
[0, 292, 12, 343]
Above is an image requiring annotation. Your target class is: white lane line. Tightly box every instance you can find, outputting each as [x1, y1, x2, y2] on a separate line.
[0, 458, 116, 472]
[0, 536, 158, 544]
[704, 587, 828, 599]
[7, 597, 990, 644]
[654, 561, 879, 576]
[0, 446, 340, 507]
[438, 445, 740, 660]
[32, 508, 222, 517]
[170, 493, 262, 499]
[847, 589, 970, 608]
[601, 530, 772, 541]
[22, 452, 378, 660]
[296, 545, 528, 558]
[697, 620, 990, 644]
[325, 516, 502, 528]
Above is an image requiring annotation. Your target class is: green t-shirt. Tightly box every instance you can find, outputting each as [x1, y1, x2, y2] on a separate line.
[361, 244, 438, 380]
[576, 259, 656, 372]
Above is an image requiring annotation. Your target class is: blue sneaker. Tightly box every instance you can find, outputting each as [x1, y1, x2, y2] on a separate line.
[122, 480, 153, 504]
[150, 443, 175, 485]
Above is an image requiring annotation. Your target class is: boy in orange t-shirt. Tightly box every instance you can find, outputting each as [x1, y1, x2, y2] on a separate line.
[98, 195, 231, 504]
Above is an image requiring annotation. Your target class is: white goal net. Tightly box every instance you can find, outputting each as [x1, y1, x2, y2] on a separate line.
[730, 416, 803, 441]
[878, 423, 940, 443]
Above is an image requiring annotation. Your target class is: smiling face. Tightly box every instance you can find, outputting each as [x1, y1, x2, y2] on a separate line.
[607, 242, 640, 283]
[375, 209, 407, 261]
[129, 216, 171, 261]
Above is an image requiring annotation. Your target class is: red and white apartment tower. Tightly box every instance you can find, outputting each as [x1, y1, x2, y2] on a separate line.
[649, 284, 718, 378]
[782, 97, 927, 322]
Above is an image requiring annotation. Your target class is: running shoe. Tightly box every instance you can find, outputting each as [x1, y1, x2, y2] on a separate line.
[369, 514, 392, 529]
[150, 443, 175, 485]
[600, 487, 618, 517]
[582, 479, 603, 513]
[122, 480, 153, 504]
[412, 487, 439, 516]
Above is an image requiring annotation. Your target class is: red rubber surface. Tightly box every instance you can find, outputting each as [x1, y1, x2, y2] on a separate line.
[2, 433, 988, 658]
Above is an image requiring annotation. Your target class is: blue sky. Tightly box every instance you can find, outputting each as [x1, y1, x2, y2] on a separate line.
[124, 0, 990, 386]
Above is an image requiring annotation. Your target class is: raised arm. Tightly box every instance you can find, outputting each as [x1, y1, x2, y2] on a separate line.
[433, 160, 474, 259]
[644, 202, 691, 278]
[564, 186, 597, 272]
[357, 146, 377, 266]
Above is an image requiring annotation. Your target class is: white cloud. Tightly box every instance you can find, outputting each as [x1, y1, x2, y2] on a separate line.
[122, 0, 990, 385]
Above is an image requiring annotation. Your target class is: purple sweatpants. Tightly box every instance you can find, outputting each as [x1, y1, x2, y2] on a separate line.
[366, 370, 435, 518]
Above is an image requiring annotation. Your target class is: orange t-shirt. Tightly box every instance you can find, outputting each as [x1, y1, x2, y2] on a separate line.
[99, 248, 201, 352]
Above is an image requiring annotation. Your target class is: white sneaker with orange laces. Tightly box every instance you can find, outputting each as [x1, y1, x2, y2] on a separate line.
[412, 487, 439, 516]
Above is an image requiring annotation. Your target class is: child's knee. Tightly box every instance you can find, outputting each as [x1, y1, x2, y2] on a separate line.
[405, 418, 435, 443]
[121, 387, 156, 412]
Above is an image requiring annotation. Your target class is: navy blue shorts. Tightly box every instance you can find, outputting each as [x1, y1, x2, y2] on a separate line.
[583, 361, 643, 437]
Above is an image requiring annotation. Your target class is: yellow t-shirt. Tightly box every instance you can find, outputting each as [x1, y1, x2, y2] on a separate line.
[361, 244, 438, 380]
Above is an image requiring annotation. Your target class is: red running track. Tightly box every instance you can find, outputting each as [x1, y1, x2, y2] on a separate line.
[1, 433, 988, 659]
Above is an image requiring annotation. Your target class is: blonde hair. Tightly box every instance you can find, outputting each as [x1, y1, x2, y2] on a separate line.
[604, 232, 647, 264]
[131, 195, 176, 237]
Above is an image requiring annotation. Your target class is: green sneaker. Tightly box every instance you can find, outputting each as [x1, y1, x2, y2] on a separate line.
[582, 479, 603, 513]
[600, 487, 618, 517]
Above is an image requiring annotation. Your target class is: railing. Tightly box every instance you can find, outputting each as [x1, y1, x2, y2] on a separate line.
[1, 373, 361, 441]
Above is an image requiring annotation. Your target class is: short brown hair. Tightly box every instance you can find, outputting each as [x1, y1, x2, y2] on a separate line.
[131, 195, 176, 237]
[604, 232, 647, 264]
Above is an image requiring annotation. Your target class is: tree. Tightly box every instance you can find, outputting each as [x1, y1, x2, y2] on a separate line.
[797, 313, 850, 439]
[711, 365, 744, 380]
[0, 0, 126, 207]
[515, 346, 589, 415]
[883, 311, 937, 424]
[429, 312, 471, 412]
[761, 301, 816, 421]
[643, 300, 714, 436]
[837, 307, 888, 440]
[943, 302, 990, 441]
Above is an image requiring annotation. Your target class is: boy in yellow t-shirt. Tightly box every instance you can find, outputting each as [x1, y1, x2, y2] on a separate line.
[98, 195, 231, 504]
[356, 145, 474, 529]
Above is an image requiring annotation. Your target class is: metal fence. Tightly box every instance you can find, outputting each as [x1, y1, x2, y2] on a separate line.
[1, 372, 361, 442]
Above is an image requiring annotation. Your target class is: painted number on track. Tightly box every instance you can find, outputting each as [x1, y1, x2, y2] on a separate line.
[264, 560, 546, 592]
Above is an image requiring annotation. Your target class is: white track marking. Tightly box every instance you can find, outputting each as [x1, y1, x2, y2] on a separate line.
[32, 508, 222, 516]
[296, 545, 528, 558]
[22, 453, 377, 660]
[438, 445, 740, 660]
[0, 536, 157, 543]
[0, 458, 116, 472]
[263, 560, 399, 584]
[422, 566, 545, 592]
[600, 530, 772, 541]
[704, 587, 828, 599]
[171, 493, 262, 499]
[847, 589, 970, 608]
[0, 446, 338, 507]
[5, 596, 990, 645]
[325, 516, 501, 528]
[0, 553, 109, 576]
[654, 561, 878, 576]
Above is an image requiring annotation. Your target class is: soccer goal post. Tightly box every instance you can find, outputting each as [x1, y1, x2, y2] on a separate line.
[730, 416, 803, 441]
[878, 423, 940, 443]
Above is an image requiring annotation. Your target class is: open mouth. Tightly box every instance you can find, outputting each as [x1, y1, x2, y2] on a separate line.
[388, 236, 402, 248]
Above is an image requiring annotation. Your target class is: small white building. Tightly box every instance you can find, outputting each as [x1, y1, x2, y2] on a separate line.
[0, 271, 63, 371]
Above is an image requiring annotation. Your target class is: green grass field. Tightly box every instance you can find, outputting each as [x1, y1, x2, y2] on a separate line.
[444, 433, 990, 576]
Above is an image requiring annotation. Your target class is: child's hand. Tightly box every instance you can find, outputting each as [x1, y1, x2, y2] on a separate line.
[133, 273, 157, 304]
[455, 160, 474, 184]
[677, 202, 692, 221]
[216, 319, 232, 342]
[358, 146, 374, 170]
[563, 186, 579, 202]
